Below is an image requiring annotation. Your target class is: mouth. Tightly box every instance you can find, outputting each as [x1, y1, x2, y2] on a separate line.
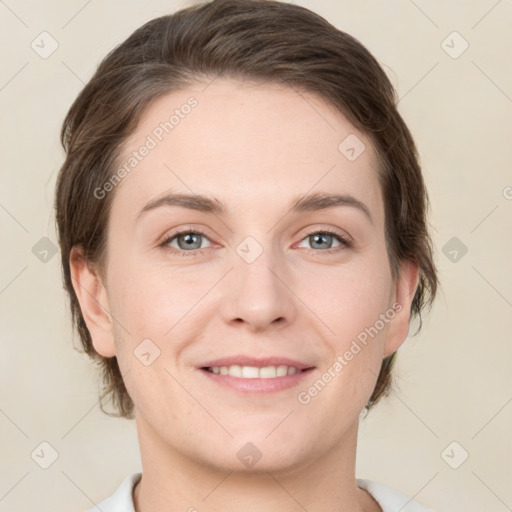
[201, 364, 311, 379]
[197, 357, 316, 393]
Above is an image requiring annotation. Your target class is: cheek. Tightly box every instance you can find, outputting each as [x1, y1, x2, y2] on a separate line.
[304, 256, 394, 398]
[107, 253, 204, 340]
[108, 242, 394, 351]
[302, 254, 393, 339]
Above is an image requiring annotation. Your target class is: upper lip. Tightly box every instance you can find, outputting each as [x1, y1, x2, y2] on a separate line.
[199, 355, 314, 371]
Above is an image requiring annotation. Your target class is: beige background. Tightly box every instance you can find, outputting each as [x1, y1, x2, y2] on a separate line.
[1, 1, 511, 511]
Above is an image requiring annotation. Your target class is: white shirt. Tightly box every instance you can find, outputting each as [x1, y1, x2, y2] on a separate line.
[88, 473, 434, 512]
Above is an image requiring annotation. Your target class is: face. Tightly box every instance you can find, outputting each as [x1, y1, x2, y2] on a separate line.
[74, 78, 417, 473]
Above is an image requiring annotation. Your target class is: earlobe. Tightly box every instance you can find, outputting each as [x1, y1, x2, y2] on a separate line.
[382, 260, 420, 357]
[69, 247, 117, 358]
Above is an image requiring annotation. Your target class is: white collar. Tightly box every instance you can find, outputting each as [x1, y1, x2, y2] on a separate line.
[89, 473, 434, 512]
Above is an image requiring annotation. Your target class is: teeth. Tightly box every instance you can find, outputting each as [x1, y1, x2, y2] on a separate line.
[242, 366, 259, 378]
[276, 365, 288, 377]
[259, 366, 277, 378]
[206, 365, 302, 378]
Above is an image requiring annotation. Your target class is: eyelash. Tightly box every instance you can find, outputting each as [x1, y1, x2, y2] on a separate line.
[159, 227, 352, 258]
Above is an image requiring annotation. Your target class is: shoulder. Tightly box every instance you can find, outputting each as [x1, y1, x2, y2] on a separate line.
[85, 472, 141, 512]
[356, 478, 436, 512]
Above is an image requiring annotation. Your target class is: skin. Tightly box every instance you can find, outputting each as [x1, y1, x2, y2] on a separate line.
[71, 78, 418, 512]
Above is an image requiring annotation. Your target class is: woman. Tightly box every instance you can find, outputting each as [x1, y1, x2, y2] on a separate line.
[55, 0, 438, 510]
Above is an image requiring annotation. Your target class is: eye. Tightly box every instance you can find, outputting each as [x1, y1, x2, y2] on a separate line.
[296, 229, 352, 253]
[159, 227, 352, 258]
[160, 228, 212, 257]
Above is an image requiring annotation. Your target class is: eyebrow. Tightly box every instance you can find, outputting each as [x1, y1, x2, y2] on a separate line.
[136, 191, 373, 224]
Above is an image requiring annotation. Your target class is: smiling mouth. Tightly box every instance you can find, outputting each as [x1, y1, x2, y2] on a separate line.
[201, 364, 313, 379]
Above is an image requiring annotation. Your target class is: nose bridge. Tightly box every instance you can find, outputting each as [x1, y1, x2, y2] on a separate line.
[221, 235, 297, 330]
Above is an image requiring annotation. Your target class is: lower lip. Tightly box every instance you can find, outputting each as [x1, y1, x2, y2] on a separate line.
[198, 368, 315, 393]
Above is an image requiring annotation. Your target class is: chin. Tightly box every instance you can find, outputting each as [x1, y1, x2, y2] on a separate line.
[204, 427, 314, 475]
[210, 449, 309, 476]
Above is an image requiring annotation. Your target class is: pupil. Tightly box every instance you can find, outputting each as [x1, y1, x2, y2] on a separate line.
[181, 233, 200, 249]
[312, 233, 330, 249]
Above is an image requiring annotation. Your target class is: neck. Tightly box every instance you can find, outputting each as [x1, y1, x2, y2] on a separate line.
[132, 413, 381, 512]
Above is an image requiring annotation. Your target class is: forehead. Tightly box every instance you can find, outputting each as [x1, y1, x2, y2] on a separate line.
[112, 78, 383, 223]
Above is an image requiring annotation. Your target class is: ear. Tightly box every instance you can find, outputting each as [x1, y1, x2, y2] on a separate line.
[382, 260, 420, 357]
[69, 246, 117, 357]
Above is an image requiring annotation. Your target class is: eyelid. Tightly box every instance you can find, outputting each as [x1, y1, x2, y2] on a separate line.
[295, 225, 352, 246]
[293, 229, 353, 255]
[159, 225, 353, 256]
[158, 225, 213, 250]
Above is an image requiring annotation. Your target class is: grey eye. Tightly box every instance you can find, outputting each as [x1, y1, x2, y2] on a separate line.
[176, 232, 203, 250]
[165, 231, 211, 251]
[298, 231, 345, 251]
[308, 233, 336, 250]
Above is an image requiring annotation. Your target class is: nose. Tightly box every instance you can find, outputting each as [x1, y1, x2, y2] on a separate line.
[219, 246, 297, 333]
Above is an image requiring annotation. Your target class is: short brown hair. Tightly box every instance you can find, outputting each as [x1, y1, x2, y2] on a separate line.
[55, 0, 438, 419]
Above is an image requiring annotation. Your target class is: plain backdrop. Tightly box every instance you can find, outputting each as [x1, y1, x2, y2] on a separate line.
[1, 1, 511, 511]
